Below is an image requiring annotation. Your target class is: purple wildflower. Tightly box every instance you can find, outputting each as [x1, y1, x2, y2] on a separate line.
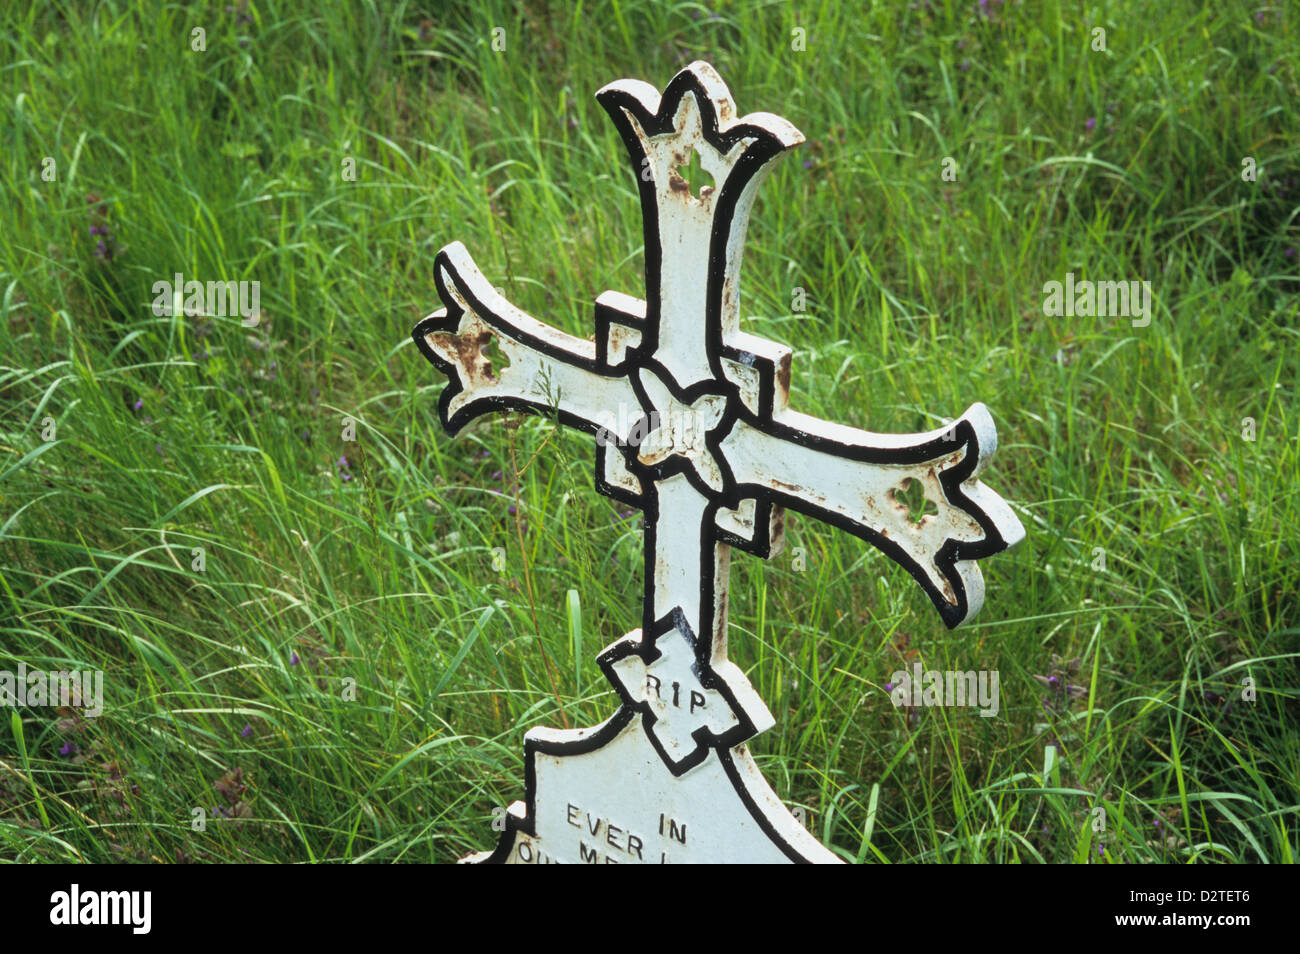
[884, 682, 894, 692]
[1084, 117, 1096, 132]
[240, 724, 253, 738]
[290, 652, 300, 666]
[60, 742, 78, 756]
[133, 398, 144, 411]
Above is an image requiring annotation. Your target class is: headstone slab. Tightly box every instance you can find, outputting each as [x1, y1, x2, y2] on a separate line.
[413, 61, 1025, 864]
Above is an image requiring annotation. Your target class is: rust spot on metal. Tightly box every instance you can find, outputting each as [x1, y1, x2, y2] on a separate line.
[721, 281, 737, 318]
[429, 318, 498, 387]
[776, 351, 791, 397]
[770, 505, 786, 542]
[771, 478, 807, 498]
[669, 172, 690, 193]
[607, 321, 642, 363]
[940, 577, 956, 603]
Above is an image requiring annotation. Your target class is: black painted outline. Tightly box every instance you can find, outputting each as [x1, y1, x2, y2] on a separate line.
[414, 62, 1020, 864]
[475, 697, 817, 865]
[412, 147, 1014, 631]
[597, 607, 763, 776]
[476, 607, 816, 865]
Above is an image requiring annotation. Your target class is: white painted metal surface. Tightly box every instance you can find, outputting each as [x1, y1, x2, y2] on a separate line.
[413, 61, 1025, 864]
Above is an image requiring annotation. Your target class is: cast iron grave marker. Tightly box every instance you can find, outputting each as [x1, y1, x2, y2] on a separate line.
[413, 62, 1025, 863]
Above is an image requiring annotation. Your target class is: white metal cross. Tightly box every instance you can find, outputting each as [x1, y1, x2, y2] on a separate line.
[413, 62, 1024, 863]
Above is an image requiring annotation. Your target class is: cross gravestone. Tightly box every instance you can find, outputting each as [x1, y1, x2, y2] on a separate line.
[413, 62, 1025, 864]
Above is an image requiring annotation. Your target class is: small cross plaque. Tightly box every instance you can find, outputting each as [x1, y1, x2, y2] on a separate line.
[413, 62, 1024, 864]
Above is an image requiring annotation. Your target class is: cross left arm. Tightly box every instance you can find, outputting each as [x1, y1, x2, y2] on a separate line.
[413, 242, 642, 443]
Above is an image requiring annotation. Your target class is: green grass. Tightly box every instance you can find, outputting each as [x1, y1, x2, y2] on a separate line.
[0, 0, 1296, 863]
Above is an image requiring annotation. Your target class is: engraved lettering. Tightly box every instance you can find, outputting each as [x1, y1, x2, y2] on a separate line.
[669, 817, 687, 844]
